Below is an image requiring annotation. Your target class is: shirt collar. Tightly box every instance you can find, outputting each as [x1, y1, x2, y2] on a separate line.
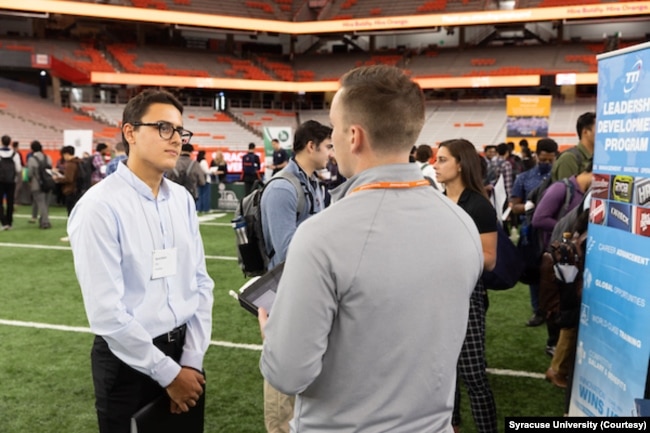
[115, 161, 170, 201]
[330, 163, 422, 202]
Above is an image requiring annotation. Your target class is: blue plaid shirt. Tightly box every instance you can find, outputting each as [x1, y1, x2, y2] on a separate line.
[511, 165, 549, 202]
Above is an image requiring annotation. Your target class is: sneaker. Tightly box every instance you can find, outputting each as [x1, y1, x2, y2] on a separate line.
[2, 225, 11, 231]
[28, 218, 37, 224]
[545, 345, 556, 357]
[526, 313, 545, 327]
[60, 236, 70, 242]
[40, 223, 52, 229]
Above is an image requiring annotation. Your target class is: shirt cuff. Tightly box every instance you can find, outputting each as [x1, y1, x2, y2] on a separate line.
[180, 349, 204, 373]
[152, 356, 182, 388]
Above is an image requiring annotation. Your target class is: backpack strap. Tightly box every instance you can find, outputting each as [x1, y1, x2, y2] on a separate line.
[271, 169, 308, 220]
[559, 178, 575, 219]
[424, 175, 438, 190]
[564, 146, 587, 173]
[259, 169, 309, 260]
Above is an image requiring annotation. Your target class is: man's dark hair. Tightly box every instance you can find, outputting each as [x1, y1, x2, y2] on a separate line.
[61, 145, 75, 156]
[415, 144, 432, 163]
[496, 142, 509, 156]
[535, 138, 558, 155]
[519, 139, 529, 149]
[122, 89, 184, 155]
[576, 112, 596, 140]
[293, 120, 332, 153]
[181, 143, 194, 153]
[484, 145, 496, 152]
[1, 135, 10, 147]
[248, 142, 256, 151]
[30, 140, 42, 152]
[96, 142, 108, 153]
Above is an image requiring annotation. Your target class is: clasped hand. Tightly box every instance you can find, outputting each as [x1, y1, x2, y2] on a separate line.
[166, 367, 205, 414]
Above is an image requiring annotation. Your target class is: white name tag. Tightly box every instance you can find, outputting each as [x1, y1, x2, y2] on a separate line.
[152, 248, 177, 279]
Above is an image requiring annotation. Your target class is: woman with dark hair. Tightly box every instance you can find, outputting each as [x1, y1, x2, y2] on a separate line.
[196, 150, 211, 213]
[435, 138, 498, 433]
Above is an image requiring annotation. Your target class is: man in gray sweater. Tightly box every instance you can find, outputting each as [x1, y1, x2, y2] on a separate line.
[258, 65, 484, 432]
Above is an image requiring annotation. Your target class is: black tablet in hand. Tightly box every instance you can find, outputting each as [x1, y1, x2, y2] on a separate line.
[236, 262, 284, 316]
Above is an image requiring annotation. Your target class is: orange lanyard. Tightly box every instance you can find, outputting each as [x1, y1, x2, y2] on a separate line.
[350, 179, 431, 194]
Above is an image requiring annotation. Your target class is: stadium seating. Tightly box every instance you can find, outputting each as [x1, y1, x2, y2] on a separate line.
[298, 98, 596, 151]
[72, 103, 266, 150]
[1, 34, 631, 85]
[0, 88, 120, 150]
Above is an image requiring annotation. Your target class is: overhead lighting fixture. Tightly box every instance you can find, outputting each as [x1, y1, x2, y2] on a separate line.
[174, 24, 257, 37]
[0, 9, 49, 19]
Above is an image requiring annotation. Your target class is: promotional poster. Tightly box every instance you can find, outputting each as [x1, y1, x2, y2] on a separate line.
[569, 42, 650, 417]
[505, 94, 552, 150]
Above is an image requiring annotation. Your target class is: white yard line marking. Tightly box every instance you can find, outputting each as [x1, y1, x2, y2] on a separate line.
[14, 214, 69, 220]
[205, 255, 238, 261]
[0, 318, 545, 379]
[0, 319, 263, 351]
[0, 242, 238, 260]
[0, 242, 72, 251]
[197, 213, 227, 222]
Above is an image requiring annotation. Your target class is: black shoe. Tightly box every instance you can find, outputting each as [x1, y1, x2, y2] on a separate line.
[526, 313, 545, 327]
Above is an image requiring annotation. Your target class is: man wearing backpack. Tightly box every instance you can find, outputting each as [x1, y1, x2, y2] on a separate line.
[166, 143, 205, 201]
[551, 112, 595, 182]
[509, 138, 558, 327]
[0, 134, 22, 230]
[26, 140, 53, 229]
[259, 119, 332, 433]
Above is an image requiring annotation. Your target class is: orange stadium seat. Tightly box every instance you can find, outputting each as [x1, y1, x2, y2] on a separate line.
[417, 0, 448, 13]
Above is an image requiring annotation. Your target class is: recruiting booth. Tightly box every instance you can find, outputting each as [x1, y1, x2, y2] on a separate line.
[569, 41, 650, 417]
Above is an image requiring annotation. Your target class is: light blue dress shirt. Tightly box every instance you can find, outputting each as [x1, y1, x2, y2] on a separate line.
[68, 162, 214, 387]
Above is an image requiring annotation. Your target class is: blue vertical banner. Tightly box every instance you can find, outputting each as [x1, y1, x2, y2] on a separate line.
[570, 42, 650, 417]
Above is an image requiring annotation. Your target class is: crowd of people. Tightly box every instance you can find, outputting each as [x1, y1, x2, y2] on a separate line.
[0, 134, 236, 234]
[0, 66, 598, 433]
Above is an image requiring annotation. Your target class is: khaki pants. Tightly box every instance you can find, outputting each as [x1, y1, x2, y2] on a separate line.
[551, 327, 578, 377]
[264, 380, 295, 433]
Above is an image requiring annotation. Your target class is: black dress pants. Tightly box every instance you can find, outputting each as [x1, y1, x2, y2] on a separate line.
[91, 328, 185, 433]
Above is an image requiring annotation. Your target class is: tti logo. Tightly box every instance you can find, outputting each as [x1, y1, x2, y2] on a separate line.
[623, 59, 642, 94]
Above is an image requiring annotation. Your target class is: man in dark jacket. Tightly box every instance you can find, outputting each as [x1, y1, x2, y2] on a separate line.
[241, 142, 261, 196]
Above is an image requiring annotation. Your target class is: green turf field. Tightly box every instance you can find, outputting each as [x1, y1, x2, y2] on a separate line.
[0, 204, 566, 433]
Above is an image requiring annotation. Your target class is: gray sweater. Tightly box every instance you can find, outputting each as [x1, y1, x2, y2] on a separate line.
[261, 163, 483, 433]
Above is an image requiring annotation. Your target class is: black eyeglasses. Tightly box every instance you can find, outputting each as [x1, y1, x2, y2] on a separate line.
[132, 121, 193, 144]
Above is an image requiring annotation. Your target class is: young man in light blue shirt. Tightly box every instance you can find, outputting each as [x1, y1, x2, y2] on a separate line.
[68, 89, 214, 433]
